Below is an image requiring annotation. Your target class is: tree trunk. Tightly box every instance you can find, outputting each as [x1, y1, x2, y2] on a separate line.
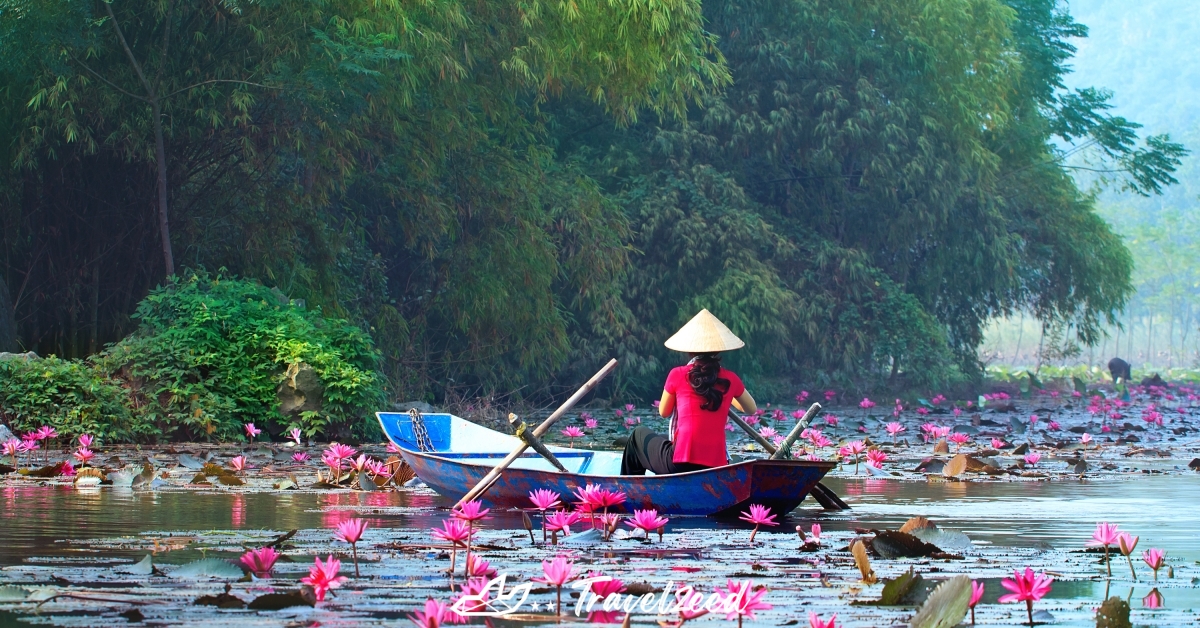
[153, 100, 175, 277]
[0, 274, 16, 352]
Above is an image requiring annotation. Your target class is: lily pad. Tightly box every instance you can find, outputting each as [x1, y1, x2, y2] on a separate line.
[169, 558, 244, 579]
[177, 454, 206, 469]
[119, 555, 154, 575]
[109, 469, 138, 488]
[0, 585, 30, 602]
[877, 569, 923, 605]
[248, 589, 316, 610]
[909, 575, 970, 628]
[910, 528, 973, 552]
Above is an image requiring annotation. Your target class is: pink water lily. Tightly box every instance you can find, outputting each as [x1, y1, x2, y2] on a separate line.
[859, 397, 876, 409]
[584, 417, 598, 429]
[229, 455, 249, 473]
[839, 440, 866, 473]
[464, 554, 497, 579]
[999, 567, 1053, 626]
[73, 447, 95, 466]
[1, 439, 21, 457]
[410, 598, 450, 628]
[969, 581, 984, 624]
[34, 425, 57, 441]
[1023, 452, 1041, 466]
[720, 579, 772, 628]
[1117, 532, 1139, 580]
[625, 508, 669, 541]
[244, 423, 262, 440]
[948, 432, 970, 450]
[1080, 433, 1092, 444]
[1143, 548, 1165, 581]
[292, 451, 309, 463]
[561, 426, 585, 445]
[1087, 522, 1122, 577]
[866, 449, 887, 468]
[527, 487, 562, 538]
[239, 546, 280, 578]
[738, 504, 778, 543]
[759, 427, 779, 440]
[534, 555, 575, 616]
[78, 434, 94, 448]
[808, 612, 838, 628]
[810, 524, 821, 544]
[432, 518, 471, 573]
[335, 518, 368, 577]
[287, 427, 303, 444]
[884, 422, 905, 444]
[301, 555, 348, 602]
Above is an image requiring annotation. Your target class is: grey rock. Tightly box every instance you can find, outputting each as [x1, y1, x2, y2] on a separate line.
[0, 424, 15, 442]
[278, 362, 323, 416]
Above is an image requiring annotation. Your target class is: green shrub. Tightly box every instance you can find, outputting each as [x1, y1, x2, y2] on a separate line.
[94, 272, 385, 441]
[0, 356, 144, 442]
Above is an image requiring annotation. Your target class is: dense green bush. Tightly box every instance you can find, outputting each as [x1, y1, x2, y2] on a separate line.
[95, 273, 385, 441]
[0, 356, 143, 442]
[0, 273, 385, 442]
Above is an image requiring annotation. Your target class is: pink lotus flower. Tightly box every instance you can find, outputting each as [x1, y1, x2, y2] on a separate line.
[387, 441, 401, 454]
[561, 426, 585, 445]
[432, 518, 471, 572]
[999, 568, 1052, 625]
[239, 546, 280, 578]
[866, 449, 887, 468]
[885, 422, 905, 440]
[1029, 414, 1039, 427]
[534, 555, 575, 616]
[1048, 421, 1060, 430]
[825, 415, 839, 427]
[1080, 433, 1092, 444]
[1, 439, 21, 457]
[21, 438, 38, 453]
[625, 508, 669, 541]
[301, 555, 348, 602]
[528, 489, 561, 511]
[738, 504, 778, 543]
[350, 454, 372, 473]
[948, 432, 970, 450]
[59, 461, 75, 476]
[573, 483, 603, 511]
[931, 394, 946, 405]
[73, 447, 95, 465]
[366, 459, 389, 477]
[1023, 452, 1041, 466]
[230, 455, 249, 473]
[1101, 424, 1111, 433]
[545, 510, 581, 540]
[595, 488, 627, 509]
[810, 524, 821, 544]
[759, 427, 779, 440]
[1117, 532, 1139, 580]
[78, 434, 93, 448]
[796, 391, 810, 403]
[859, 398, 876, 409]
[453, 500, 490, 522]
[624, 417, 636, 428]
[719, 579, 772, 625]
[292, 452, 310, 463]
[410, 598, 450, 628]
[625, 404, 635, 413]
[916, 407, 930, 416]
[327, 442, 358, 460]
[808, 613, 838, 628]
[1088, 522, 1122, 577]
[969, 580, 984, 624]
[1073, 390, 1082, 397]
[584, 418, 598, 429]
[824, 390, 836, 402]
[244, 423, 262, 439]
[953, 407, 962, 418]
[1143, 548, 1165, 580]
[464, 554, 497, 579]
[840, 440, 866, 473]
[34, 425, 57, 441]
[288, 428, 303, 445]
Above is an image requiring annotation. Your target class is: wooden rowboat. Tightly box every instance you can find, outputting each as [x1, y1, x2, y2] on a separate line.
[377, 412, 836, 516]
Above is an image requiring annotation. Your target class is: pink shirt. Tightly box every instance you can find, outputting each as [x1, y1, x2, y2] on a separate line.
[665, 365, 745, 467]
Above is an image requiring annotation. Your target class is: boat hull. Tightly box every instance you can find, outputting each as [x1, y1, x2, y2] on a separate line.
[401, 448, 835, 516]
[377, 411, 835, 516]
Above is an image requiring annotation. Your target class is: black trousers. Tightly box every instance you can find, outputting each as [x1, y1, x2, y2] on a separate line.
[620, 426, 709, 475]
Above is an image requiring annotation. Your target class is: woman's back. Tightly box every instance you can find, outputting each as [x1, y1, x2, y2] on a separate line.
[665, 365, 744, 468]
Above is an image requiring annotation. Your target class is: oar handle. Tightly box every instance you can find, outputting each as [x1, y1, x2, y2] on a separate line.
[455, 358, 618, 507]
[770, 402, 822, 460]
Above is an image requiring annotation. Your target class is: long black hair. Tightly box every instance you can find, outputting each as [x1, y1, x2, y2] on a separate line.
[688, 353, 731, 411]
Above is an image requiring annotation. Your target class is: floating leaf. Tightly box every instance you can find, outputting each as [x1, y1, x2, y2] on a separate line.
[195, 584, 246, 609]
[878, 569, 922, 605]
[119, 555, 154, 575]
[109, 469, 138, 488]
[247, 589, 316, 610]
[177, 454, 206, 469]
[190, 473, 211, 485]
[1073, 376, 1088, 394]
[909, 574, 970, 628]
[942, 454, 968, 478]
[169, 558, 244, 579]
[872, 531, 943, 559]
[216, 473, 244, 486]
[0, 586, 30, 602]
[910, 528, 972, 552]
[932, 439, 949, 454]
[851, 539, 876, 584]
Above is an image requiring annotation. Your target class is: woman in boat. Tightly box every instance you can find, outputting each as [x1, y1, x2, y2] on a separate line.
[620, 309, 757, 475]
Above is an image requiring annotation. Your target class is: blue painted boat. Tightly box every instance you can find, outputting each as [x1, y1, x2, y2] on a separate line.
[377, 412, 836, 516]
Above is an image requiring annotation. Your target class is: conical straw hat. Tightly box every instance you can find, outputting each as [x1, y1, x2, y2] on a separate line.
[664, 309, 745, 353]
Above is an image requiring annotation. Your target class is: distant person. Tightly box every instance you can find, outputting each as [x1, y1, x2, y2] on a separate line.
[1108, 357, 1132, 384]
[619, 309, 757, 475]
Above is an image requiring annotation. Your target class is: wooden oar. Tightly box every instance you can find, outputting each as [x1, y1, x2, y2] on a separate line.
[455, 358, 619, 507]
[727, 404, 849, 510]
[770, 402, 822, 460]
